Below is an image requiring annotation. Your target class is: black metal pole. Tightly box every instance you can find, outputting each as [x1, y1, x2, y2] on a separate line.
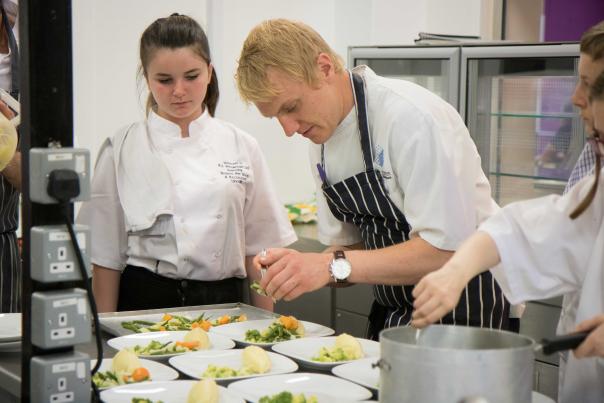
[20, 0, 75, 401]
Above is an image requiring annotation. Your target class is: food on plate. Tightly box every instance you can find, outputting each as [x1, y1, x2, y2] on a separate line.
[312, 333, 364, 362]
[131, 399, 162, 403]
[202, 346, 271, 379]
[131, 328, 212, 356]
[187, 379, 220, 403]
[242, 345, 272, 373]
[258, 391, 318, 403]
[92, 349, 150, 388]
[245, 316, 305, 343]
[113, 349, 143, 373]
[121, 312, 247, 333]
[184, 327, 211, 348]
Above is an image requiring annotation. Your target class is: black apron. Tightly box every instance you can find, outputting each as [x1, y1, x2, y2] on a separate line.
[0, 4, 19, 313]
[321, 72, 509, 340]
[116, 265, 243, 311]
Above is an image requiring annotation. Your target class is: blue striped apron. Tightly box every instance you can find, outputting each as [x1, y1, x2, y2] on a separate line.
[321, 73, 509, 339]
[0, 4, 20, 313]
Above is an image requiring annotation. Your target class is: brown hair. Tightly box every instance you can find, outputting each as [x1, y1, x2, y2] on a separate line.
[569, 70, 604, 219]
[139, 13, 219, 116]
[236, 18, 344, 104]
[580, 20, 604, 61]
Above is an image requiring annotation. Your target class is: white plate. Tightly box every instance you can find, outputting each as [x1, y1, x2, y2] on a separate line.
[92, 358, 178, 389]
[331, 358, 379, 391]
[168, 349, 298, 384]
[210, 319, 334, 347]
[272, 336, 380, 370]
[100, 380, 245, 403]
[107, 331, 235, 359]
[227, 372, 373, 402]
[0, 313, 21, 342]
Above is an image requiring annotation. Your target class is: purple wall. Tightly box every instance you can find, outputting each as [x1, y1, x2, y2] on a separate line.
[544, 0, 604, 41]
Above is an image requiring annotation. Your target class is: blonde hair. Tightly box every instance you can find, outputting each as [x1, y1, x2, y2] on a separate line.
[236, 18, 344, 104]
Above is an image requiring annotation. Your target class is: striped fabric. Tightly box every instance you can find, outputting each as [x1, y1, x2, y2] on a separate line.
[321, 73, 508, 338]
[565, 142, 596, 193]
[0, 176, 20, 313]
[0, 1, 20, 313]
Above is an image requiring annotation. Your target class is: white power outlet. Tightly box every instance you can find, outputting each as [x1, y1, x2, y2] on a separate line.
[29, 148, 90, 204]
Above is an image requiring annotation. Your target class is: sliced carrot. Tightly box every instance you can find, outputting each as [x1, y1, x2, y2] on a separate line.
[159, 326, 166, 331]
[131, 367, 150, 382]
[218, 315, 230, 325]
[200, 321, 212, 331]
[237, 314, 247, 322]
[175, 341, 199, 349]
[162, 314, 172, 321]
[191, 322, 200, 329]
[279, 315, 298, 330]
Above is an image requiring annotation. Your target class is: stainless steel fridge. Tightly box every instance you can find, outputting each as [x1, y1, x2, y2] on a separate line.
[347, 42, 584, 401]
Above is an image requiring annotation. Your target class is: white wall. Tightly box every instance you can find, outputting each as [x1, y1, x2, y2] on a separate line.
[73, 0, 486, 204]
[72, 0, 207, 161]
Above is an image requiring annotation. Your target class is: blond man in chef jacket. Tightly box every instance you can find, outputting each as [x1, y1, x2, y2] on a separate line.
[237, 19, 511, 339]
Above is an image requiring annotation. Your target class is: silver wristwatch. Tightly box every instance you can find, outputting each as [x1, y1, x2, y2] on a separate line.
[329, 250, 351, 283]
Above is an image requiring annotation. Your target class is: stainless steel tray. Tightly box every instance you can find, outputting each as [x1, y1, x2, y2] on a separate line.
[99, 302, 278, 337]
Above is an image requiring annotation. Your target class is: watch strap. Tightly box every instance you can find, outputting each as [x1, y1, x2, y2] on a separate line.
[333, 250, 345, 260]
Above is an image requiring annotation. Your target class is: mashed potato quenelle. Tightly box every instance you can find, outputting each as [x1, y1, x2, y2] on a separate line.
[187, 379, 220, 403]
[202, 345, 272, 378]
[111, 349, 142, 374]
[183, 327, 211, 349]
[242, 345, 272, 374]
[312, 333, 364, 362]
[334, 333, 363, 359]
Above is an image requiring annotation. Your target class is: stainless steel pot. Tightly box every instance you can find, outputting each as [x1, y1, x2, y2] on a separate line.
[378, 325, 535, 403]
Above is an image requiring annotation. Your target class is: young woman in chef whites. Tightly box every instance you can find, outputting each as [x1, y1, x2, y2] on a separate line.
[78, 14, 296, 312]
[412, 70, 604, 403]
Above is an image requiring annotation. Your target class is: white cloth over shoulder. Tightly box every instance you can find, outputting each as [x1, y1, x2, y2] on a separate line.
[78, 110, 297, 281]
[480, 169, 604, 403]
[311, 66, 498, 248]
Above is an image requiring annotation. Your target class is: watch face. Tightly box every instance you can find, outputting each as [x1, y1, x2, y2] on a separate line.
[332, 258, 351, 279]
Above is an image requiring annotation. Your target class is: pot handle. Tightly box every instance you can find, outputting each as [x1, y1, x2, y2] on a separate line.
[372, 358, 391, 372]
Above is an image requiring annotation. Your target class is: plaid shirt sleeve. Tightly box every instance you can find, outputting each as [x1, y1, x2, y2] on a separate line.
[564, 142, 596, 193]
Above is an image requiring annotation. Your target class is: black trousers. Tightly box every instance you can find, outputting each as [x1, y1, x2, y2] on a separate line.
[117, 265, 243, 312]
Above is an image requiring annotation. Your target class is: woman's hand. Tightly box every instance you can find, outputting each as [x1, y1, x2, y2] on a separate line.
[573, 314, 604, 359]
[411, 263, 469, 328]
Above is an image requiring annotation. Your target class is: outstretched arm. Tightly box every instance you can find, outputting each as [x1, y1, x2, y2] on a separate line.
[411, 231, 500, 328]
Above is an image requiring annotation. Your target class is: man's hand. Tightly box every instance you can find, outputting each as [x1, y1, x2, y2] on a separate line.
[573, 314, 604, 359]
[255, 248, 332, 301]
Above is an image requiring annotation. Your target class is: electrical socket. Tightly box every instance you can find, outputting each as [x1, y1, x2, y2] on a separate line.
[29, 148, 90, 204]
[31, 225, 91, 282]
[31, 288, 91, 348]
[30, 351, 90, 403]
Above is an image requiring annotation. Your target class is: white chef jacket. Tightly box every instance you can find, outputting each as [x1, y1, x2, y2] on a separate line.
[311, 66, 498, 249]
[480, 169, 604, 403]
[78, 109, 297, 281]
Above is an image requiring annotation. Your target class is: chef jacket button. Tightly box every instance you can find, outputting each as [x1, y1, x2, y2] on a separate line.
[181, 280, 188, 288]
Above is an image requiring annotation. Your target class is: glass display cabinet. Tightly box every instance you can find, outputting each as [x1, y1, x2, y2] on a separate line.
[461, 43, 583, 206]
[348, 46, 461, 110]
